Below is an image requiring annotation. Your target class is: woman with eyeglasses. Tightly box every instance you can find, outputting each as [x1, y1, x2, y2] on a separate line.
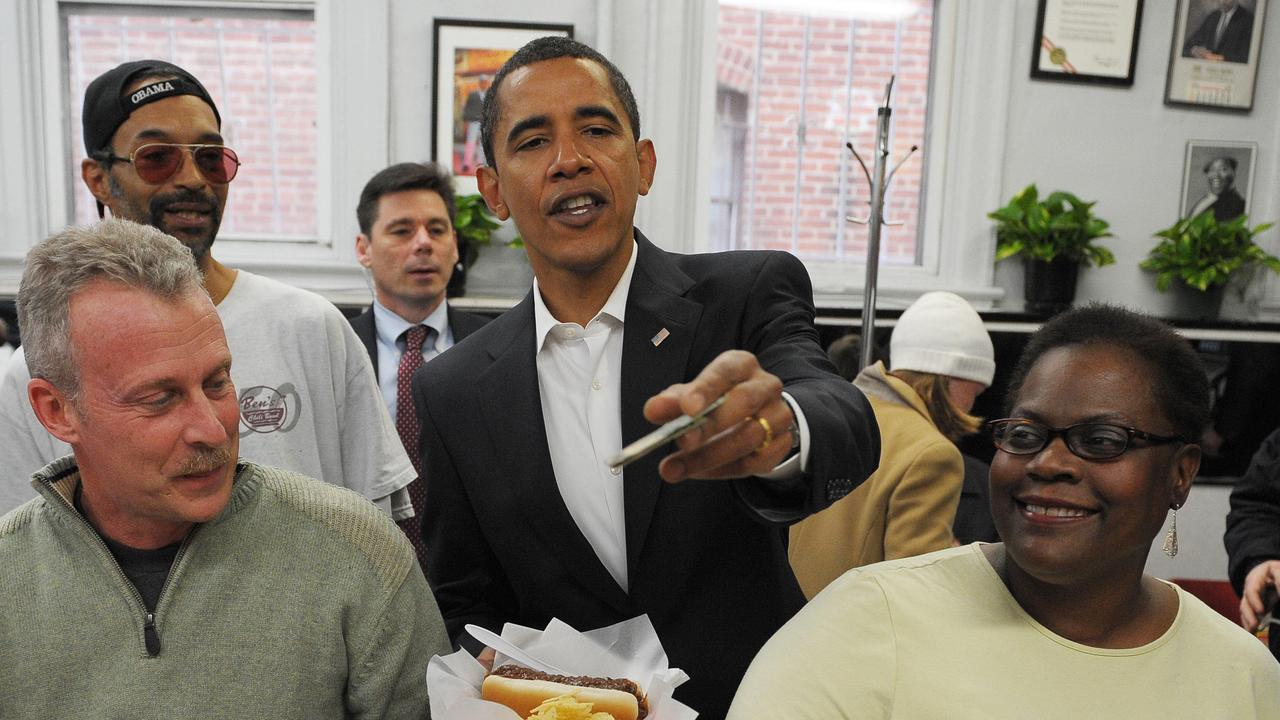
[728, 304, 1280, 719]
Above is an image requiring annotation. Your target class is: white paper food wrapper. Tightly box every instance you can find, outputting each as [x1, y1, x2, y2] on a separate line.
[427, 615, 697, 719]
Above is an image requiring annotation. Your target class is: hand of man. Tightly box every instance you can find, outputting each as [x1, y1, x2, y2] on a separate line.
[1239, 559, 1280, 631]
[644, 349, 796, 483]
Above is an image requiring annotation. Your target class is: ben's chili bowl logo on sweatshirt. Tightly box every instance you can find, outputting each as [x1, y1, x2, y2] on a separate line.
[239, 385, 289, 433]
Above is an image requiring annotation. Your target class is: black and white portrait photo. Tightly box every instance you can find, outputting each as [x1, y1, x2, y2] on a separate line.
[1166, 0, 1267, 109]
[1180, 141, 1257, 221]
[1182, 0, 1257, 64]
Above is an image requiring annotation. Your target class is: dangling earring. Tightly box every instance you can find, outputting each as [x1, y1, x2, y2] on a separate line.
[1162, 504, 1179, 557]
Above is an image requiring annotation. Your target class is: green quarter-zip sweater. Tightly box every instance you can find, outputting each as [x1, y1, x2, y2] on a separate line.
[0, 457, 449, 719]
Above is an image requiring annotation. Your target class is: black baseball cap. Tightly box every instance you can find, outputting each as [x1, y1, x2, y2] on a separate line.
[82, 59, 222, 155]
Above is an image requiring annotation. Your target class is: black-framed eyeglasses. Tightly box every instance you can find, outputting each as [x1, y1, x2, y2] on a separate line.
[987, 418, 1186, 461]
[94, 143, 241, 185]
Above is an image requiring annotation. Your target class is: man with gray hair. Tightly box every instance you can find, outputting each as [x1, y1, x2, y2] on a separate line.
[0, 58, 415, 517]
[0, 218, 448, 718]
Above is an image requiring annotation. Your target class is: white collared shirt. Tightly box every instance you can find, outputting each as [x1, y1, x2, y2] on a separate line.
[1215, 7, 1237, 47]
[534, 242, 638, 591]
[1188, 192, 1218, 220]
[533, 240, 812, 592]
[372, 299, 455, 424]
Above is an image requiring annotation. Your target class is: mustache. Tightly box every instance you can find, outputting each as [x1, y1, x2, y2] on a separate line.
[175, 445, 235, 476]
[149, 187, 220, 215]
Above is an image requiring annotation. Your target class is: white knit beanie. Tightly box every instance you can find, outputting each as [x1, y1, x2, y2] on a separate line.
[890, 291, 994, 386]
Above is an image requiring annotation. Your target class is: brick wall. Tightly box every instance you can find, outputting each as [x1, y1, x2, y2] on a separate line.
[716, 2, 932, 265]
[67, 13, 317, 239]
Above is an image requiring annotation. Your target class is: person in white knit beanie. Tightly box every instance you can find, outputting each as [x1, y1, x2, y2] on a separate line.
[890, 291, 995, 417]
[790, 291, 994, 598]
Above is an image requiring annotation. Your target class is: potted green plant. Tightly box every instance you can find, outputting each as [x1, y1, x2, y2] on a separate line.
[988, 184, 1116, 315]
[1141, 211, 1279, 320]
[448, 193, 522, 297]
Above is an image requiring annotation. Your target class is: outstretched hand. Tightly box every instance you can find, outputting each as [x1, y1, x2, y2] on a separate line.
[644, 350, 796, 483]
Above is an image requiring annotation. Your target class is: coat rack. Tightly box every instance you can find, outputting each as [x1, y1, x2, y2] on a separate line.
[846, 75, 918, 372]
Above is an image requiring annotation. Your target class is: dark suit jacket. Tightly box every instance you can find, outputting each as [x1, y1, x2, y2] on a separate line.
[413, 232, 880, 717]
[1225, 426, 1280, 659]
[1211, 187, 1247, 222]
[1183, 6, 1254, 64]
[954, 454, 999, 545]
[350, 303, 489, 379]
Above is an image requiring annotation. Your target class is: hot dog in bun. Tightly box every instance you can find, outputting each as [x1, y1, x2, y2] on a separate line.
[481, 664, 648, 720]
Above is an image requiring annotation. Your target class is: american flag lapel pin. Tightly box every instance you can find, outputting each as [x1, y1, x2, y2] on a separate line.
[651, 327, 670, 347]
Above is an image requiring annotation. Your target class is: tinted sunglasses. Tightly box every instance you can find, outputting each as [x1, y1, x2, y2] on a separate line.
[987, 418, 1185, 461]
[98, 143, 241, 185]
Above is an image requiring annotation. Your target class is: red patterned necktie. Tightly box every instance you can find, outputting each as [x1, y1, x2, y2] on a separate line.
[395, 325, 430, 566]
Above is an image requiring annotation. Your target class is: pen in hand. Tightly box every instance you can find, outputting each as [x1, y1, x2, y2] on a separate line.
[605, 395, 727, 472]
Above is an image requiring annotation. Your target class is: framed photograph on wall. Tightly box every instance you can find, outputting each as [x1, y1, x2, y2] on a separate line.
[1031, 0, 1144, 85]
[1165, 0, 1267, 111]
[432, 19, 573, 192]
[1179, 140, 1257, 221]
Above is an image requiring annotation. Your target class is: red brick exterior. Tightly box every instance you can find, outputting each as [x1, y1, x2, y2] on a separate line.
[716, 3, 932, 264]
[67, 13, 317, 239]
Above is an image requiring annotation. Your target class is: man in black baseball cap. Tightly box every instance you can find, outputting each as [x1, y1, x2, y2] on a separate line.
[0, 59, 418, 531]
[80, 59, 237, 292]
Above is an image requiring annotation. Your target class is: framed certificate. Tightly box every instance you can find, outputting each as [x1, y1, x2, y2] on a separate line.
[1165, 0, 1267, 111]
[1031, 0, 1144, 85]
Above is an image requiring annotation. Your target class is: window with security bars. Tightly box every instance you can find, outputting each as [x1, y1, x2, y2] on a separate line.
[64, 6, 317, 240]
[713, 0, 934, 266]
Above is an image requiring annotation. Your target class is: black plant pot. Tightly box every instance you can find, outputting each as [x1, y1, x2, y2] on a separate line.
[1166, 281, 1225, 322]
[1023, 257, 1079, 316]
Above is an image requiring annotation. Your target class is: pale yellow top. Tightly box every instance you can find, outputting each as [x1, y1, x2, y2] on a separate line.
[729, 544, 1280, 719]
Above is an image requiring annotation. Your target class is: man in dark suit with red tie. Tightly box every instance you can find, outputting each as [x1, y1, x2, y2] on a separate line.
[412, 37, 880, 717]
[350, 162, 488, 564]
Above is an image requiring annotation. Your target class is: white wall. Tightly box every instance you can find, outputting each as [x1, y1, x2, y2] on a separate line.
[0, 1, 47, 297]
[995, 0, 1280, 319]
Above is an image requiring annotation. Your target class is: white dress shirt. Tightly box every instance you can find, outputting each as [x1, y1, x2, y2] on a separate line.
[1214, 7, 1236, 49]
[371, 299, 455, 424]
[1187, 192, 1218, 220]
[533, 240, 812, 591]
[534, 244, 637, 590]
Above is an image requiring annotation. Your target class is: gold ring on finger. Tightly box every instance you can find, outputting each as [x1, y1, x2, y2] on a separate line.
[753, 416, 773, 453]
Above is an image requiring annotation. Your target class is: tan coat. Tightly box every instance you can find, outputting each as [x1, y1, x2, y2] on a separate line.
[789, 362, 963, 599]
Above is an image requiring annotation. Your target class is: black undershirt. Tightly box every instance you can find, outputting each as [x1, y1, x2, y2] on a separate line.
[74, 484, 181, 613]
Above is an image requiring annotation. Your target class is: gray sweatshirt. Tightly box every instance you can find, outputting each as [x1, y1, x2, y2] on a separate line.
[0, 458, 447, 719]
